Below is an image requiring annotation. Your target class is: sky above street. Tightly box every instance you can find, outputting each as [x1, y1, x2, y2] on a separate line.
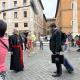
[41, 0, 58, 19]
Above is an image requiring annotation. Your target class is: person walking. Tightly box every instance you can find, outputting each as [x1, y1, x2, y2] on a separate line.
[27, 33, 33, 57]
[0, 20, 8, 80]
[9, 29, 24, 73]
[49, 23, 62, 77]
[67, 32, 73, 51]
[31, 33, 36, 48]
[39, 35, 44, 50]
[24, 32, 28, 50]
[64, 37, 69, 52]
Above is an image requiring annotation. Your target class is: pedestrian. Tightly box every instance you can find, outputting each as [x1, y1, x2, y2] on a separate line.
[74, 35, 79, 47]
[24, 32, 28, 50]
[49, 23, 62, 77]
[0, 20, 8, 80]
[45, 36, 48, 41]
[9, 29, 24, 73]
[67, 32, 73, 51]
[61, 32, 67, 52]
[31, 33, 36, 48]
[76, 35, 80, 51]
[27, 33, 33, 57]
[64, 37, 69, 52]
[39, 35, 44, 50]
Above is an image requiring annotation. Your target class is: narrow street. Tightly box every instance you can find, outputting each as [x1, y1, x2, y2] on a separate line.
[0, 0, 79, 80]
[6, 45, 80, 80]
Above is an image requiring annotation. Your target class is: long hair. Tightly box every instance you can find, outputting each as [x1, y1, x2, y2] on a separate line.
[0, 20, 7, 37]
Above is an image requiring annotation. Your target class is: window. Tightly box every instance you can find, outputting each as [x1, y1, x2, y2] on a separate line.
[24, 23, 28, 27]
[14, 12, 17, 18]
[14, 1, 17, 7]
[24, 11, 27, 17]
[23, 0, 26, 5]
[15, 23, 18, 27]
[3, 12, 6, 19]
[2, 2, 6, 9]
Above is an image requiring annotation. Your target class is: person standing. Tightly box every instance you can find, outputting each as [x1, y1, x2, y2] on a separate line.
[0, 20, 8, 80]
[9, 29, 24, 72]
[49, 23, 62, 77]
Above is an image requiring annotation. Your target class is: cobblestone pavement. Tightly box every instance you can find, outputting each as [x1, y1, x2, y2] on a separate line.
[6, 46, 80, 80]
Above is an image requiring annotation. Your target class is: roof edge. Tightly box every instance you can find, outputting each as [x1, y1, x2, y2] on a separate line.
[43, 14, 47, 22]
[47, 18, 56, 21]
[55, 0, 60, 18]
[39, 0, 44, 10]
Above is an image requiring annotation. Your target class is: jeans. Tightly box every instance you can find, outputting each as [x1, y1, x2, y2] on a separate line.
[40, 41, 43, 50]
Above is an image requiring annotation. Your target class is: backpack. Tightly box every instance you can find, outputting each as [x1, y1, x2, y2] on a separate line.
[52, 29, 67, 45]
[61, 32, 67, 45]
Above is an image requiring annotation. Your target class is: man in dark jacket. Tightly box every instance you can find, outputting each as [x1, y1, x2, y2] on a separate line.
[49, 23, 62, 77]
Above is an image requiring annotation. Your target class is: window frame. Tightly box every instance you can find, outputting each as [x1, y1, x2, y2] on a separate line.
[2, 2, 6, 9]
[14, 23, 18, 27]
[24, 11, 27, 17]
[14, 12, 18, 18]
[23, 0, 26, 6]
[3, 12, 6, 19]
[24, 23, 28, 27]
[14, 1, 17, 7]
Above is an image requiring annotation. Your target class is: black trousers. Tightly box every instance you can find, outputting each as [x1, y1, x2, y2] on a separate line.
[52, 51, 62, 74]
[56, 62, 62, 74]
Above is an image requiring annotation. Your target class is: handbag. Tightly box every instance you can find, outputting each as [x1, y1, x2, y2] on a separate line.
[51, 54, 64, 64]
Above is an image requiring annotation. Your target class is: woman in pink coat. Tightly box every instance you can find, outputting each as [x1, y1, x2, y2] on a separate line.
[0, 20, 8, 80]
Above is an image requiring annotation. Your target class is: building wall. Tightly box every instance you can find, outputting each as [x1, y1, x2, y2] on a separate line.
[0, 0, 44, 38]
[43, 15, 47, 35]
[61, 0, 72, 10]
[56, 0, 80, 34]
[78, 0, 80, 32]
[29, 0, 44, 39]
[0, 0, 31, 35]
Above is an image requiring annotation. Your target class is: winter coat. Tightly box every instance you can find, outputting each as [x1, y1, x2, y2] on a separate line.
[0, 36, 8, 73]
[49, 29, 62, 54]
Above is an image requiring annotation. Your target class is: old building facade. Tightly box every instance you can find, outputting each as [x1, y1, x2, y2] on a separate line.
[56, 0, 80, 36]
[0, 0, 45, 39]
[43, 14, 47, 35]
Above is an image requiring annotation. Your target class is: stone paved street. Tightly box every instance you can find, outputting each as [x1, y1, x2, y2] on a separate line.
[6, 45, 80, 80]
